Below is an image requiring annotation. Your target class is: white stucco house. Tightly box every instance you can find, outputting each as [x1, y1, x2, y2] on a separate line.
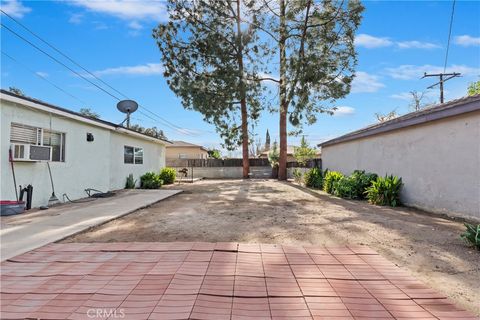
[1, 89, 170, 208]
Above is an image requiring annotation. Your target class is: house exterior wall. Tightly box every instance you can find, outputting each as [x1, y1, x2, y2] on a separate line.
[166, 146, 208, 159]
[109, 132, 165, 188]
[321, 111, 480, 220]
[1, 99, 166, 208]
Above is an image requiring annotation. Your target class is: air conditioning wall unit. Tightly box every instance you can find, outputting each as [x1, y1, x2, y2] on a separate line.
[11, 144, 52, 161]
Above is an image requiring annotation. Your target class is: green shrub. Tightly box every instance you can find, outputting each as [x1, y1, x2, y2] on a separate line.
[304, 168, 323, 189]
[125, 173, 136, 189]
[334, 172, 376, 199]
[365, 175, 402, 207]
[140, 172, 163, 189]
[159, 167, 176, 184]
[292, 168, 303, 184]
[352, 170, 378, 199]
[323, 171, 343, 194]
[333, 176, 357, 198]
[461, 223, 480, 250]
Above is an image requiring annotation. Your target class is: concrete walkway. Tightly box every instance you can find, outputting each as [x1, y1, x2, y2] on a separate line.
[0, 189, 181, 261]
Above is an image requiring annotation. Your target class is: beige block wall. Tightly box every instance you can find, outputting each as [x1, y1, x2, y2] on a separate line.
[321, 111, 480, 220]
[166, 147, 208, 159]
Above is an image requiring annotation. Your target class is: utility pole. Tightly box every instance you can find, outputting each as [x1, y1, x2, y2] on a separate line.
[422, 72, 461, 104]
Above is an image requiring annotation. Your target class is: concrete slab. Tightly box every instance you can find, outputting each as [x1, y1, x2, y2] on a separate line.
[0, 189, 181, 261]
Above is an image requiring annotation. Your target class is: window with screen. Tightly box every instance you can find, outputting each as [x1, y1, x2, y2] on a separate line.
[10, 123, 66, 162]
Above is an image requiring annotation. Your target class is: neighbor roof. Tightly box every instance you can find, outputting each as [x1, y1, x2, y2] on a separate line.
[319, 94, 480, 148]
[168, 140, 208, 151]
[0, 89, 172, 144]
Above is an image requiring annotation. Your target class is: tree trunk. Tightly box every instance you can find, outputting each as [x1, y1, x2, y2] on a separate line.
[235, 0, 250, 178]
[240, 99, 249, 178]
[278, 0, 288, 181]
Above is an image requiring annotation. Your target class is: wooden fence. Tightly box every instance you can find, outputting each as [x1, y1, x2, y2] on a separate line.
[166, 158, 321, 169]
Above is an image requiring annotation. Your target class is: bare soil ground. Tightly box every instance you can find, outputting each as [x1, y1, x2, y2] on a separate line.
[63, 179, 480, 315]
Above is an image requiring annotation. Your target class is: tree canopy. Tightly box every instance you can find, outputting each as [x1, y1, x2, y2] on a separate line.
[208, 149, 222, 159]
[153, 0, 269, 147]
[294, 136, 317, 165]
[79, 107, 100, 119]
[268, 141, 280, 168]
[260, 0, 364, 179]
[153, 0, 364, 180]
[468, 81, 480, 96]
[129, 124, 168, 140]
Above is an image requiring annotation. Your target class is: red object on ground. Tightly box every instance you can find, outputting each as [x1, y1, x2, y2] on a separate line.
[0, 201, 25, 204]
[0, 242, 477, 319]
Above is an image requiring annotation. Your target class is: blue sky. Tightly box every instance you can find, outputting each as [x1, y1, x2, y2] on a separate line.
[1, 0, 479, 155]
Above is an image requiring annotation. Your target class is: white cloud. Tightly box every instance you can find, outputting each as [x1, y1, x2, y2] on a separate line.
[385, 64, 480, 80]
[396, 41, 440, 49]
[1, 0, 31, 18]
[454, 35, 480, 47]
[68, 13, 83, 24]
[127, 20, 143, 36]
[351, 71, 385, 93]
[356, 34, 440, 50]
[69, 0, 168, 21]
[128, 21, 143, 30]
[333, 106, 355, 116]
[94, 63, 164, 77]
[35, 71, 49, 78]
[355, 34, 393, 48]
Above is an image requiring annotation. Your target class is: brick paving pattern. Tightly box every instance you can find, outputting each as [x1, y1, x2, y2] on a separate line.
[0, 242, 477, 320]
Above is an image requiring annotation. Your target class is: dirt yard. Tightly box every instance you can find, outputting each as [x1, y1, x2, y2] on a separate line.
[64, 179, 479, 315]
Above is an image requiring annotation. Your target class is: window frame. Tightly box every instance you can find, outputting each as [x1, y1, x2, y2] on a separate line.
[10, 122, 66, 162]
[124, 145, 143, 164]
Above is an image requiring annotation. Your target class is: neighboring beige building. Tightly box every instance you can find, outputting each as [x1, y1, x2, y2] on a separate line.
[319, 95, 480, 221]
[166, 140, 209, 159]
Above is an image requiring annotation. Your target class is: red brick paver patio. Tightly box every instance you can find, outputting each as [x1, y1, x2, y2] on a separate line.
[0, 242, 476, 320]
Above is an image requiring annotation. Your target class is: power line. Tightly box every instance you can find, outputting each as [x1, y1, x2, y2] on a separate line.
[1, 22, 123, 101]
[1, 9, 194, 135]
[421, 0, 459, 103]
[2, 50, 90, 106]
[0, 9, 128, 100]
[443, 0, 456, 72]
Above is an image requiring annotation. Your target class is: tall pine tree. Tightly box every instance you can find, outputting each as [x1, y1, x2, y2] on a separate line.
[261, 0, 364, 180]
[153, 0, 269, 178]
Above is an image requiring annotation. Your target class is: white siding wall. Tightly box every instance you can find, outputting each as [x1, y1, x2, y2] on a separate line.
[321, 111, 480, 220]
[1, 100, 166, 208]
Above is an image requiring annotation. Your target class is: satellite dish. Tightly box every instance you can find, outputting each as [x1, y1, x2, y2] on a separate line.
[117, 100, 138, 128]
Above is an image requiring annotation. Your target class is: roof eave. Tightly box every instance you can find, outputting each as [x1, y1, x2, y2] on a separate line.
[1, 90, 172, 145]
[319, 96, 480, 148]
